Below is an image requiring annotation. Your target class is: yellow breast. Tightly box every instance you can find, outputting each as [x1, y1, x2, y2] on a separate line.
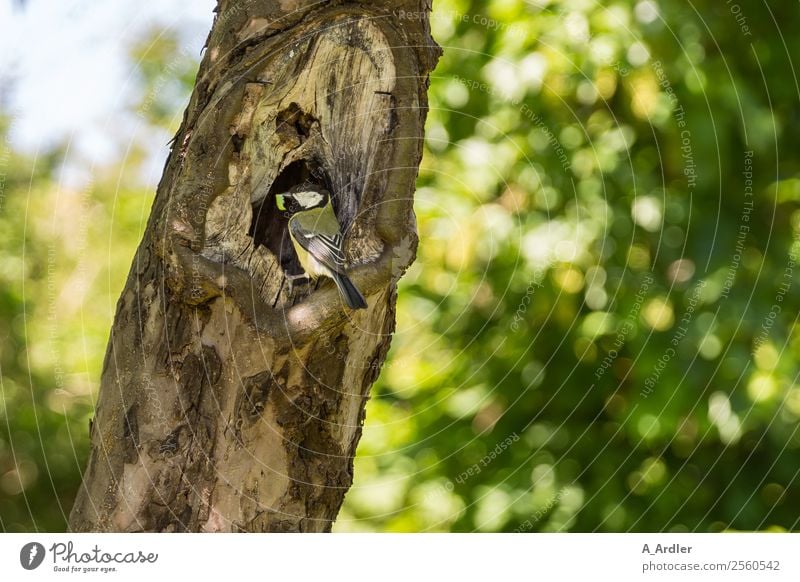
[291, 237, 324, 279]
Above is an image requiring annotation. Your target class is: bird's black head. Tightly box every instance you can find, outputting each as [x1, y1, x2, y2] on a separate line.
[276, 185, 329, 215]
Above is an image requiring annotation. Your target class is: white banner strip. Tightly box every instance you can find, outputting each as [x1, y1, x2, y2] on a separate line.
[1, 533, 797, 581]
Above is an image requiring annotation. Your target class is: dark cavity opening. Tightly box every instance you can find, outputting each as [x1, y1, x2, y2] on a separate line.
[248, 159, 331, 276]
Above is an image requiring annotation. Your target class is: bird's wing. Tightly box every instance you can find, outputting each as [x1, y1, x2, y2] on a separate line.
[289, 214, 346, 272]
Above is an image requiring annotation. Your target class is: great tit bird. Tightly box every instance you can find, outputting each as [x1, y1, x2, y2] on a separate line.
[276, 188, 368, 310]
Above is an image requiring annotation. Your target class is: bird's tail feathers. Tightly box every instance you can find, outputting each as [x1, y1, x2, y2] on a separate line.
[331, 271, 368, 310]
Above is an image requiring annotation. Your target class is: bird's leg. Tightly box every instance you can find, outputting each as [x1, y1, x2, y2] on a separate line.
[285, 272, 311, 296]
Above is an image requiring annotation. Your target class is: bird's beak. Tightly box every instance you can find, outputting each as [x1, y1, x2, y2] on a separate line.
[276, 194, 287, 211]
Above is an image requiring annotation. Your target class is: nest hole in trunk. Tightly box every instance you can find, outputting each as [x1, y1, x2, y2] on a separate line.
[248, 158, 334, 277]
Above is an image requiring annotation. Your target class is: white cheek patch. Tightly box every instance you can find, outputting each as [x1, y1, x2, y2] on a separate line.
[293, 191, 323, 208]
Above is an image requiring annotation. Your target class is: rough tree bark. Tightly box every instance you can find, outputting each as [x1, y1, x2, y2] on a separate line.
[69, 0, 440, 532]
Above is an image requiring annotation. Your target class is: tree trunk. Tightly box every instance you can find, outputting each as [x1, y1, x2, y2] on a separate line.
[69, 0, 439, 532]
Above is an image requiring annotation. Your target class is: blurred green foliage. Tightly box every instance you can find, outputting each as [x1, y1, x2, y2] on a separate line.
[0, 125, 154, 530]
[2, 0, 800, 532]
